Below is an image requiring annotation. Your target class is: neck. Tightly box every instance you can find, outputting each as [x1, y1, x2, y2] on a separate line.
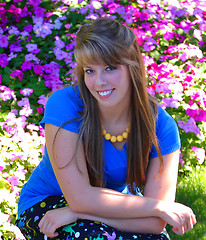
[98, 95, 131, 128]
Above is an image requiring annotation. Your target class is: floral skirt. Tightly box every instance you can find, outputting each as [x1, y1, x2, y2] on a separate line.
[16, 195, 170, 240]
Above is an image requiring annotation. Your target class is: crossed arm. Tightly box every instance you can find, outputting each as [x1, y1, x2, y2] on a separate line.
[38, 124, 196, 237]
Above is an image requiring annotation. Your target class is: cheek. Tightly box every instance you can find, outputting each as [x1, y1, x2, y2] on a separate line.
[84, 76, 94, 92]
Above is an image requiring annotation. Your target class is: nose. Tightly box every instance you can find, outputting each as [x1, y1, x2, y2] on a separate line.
[95, 71, 107, 86]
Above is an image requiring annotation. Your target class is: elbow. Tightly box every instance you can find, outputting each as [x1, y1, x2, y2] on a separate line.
[150, 218, 167, 235]
[66, 188, 94, 214]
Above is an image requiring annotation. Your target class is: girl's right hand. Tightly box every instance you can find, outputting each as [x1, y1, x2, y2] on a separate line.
[38, 206, 78, 238]
[158, 201, 197, 235]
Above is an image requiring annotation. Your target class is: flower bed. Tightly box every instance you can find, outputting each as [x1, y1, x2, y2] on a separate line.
[0, 0, 205, 239]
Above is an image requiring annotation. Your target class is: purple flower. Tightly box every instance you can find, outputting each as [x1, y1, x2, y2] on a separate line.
[54, 48, 68, 60]
[143, 37, 157, 51]
[9, 41, 23, 53]
[34, 6, 45, 18]
[21, 61, 34, 71]
[20, 88, 33, 97]
[55, 36, 65, 49]
[8, 26, 20, 35]
[33, 64, 43, 75]
[25, 53, 40, 62]
[0, 35, 8, 48]
[0, 53, 8, 68]
[10, 70, 24, 81]
[26, 43, 38, 52]
[23, 24, 33, 32]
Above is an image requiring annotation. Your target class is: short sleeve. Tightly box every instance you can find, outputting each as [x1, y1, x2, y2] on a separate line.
[40, 86, 83, 133]
[149, 106, 181, 159]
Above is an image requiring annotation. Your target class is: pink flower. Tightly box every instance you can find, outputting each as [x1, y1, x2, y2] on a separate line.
[0, 86, 16, 101]
[10, 70, 24, 81]
[17, 98, 29, 107]
[33, 64, 43, 75]
[177, 118, 200, 135]
[38, 95, 47, 107]
[191, 146, 205, 164]
[20, 88, 33, 97]
[8, 175, 19, 186]
[0, 35, 8, 48]
[19, 104, 33, 117]
[0, 53, 8, 68]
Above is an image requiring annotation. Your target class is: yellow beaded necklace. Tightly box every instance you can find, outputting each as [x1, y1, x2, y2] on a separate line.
[102, 127, 129, 143]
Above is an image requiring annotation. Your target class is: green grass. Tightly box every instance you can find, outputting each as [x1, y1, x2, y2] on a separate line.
[167, 166, 206, 240]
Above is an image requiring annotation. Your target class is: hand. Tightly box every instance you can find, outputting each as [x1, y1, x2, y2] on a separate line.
[158, 201, 197, 235]
[38, 206, 78, 237]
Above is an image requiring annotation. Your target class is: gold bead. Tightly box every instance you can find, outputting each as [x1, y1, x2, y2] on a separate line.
[122, 132, 128, 139]
[117, 135, 123, 142]
[105, 133, 111, 140]
[110, 136, 117, 142]
[126, 128, 129, 132]
[102, 129, 106, 135]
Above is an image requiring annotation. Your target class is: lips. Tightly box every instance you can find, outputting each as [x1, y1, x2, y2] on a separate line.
[97, 89, 114, 98]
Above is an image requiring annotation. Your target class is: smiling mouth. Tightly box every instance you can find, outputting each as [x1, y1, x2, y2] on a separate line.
[97, 89, 114, 97]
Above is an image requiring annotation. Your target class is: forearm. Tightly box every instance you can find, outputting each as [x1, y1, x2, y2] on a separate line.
[70, 186, 161, 220]
[78, 211, 166, 234]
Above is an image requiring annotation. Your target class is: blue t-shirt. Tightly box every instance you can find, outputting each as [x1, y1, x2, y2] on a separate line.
[17, 85, 181, 216]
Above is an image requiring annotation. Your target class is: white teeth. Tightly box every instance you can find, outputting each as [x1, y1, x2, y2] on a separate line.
[98, 90, 113, 96]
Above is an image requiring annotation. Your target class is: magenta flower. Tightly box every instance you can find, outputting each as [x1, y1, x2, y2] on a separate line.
[191, 146, 205, 164]
[20, 88, 33, 97]
[0, 53, 8, 68]
[10, 70, 24, 81]
[0, 35, 8, 48]
[33, 64, 43, 75]
[37, 107, 43, 113]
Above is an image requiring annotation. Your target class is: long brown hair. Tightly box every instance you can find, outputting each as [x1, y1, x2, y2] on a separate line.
[74, 18, 163, 193]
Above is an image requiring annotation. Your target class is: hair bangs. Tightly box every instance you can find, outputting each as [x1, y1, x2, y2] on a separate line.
[75, 37, 127, 67]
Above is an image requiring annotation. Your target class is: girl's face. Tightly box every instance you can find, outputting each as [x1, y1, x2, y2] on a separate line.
[83, 63, 131, 110]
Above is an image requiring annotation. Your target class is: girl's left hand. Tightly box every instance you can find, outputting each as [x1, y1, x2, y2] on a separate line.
[38, 206, 78, 237]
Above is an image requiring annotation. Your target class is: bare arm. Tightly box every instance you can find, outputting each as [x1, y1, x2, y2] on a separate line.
[44, 124, 196, 234]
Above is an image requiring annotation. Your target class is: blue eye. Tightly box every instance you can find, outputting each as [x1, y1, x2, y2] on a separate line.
[85, 69, 94, 74]
[106, 66, 116, 71]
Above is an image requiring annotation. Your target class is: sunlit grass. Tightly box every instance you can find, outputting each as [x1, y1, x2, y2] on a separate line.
[167, 166, 206, 240]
